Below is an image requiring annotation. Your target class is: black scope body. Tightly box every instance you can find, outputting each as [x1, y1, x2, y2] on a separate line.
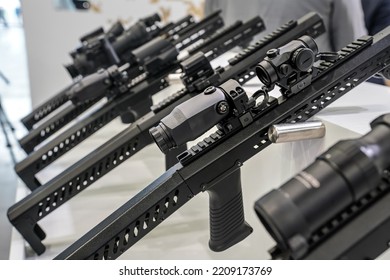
[256, 35, 318, 88]
[67, 66, 114, 104]
[150, 79, 248, 153]
[131, 36, 179, 74]
[78, 21, 125, 44]
[66, 14, 161, 78]
[254, 114, 390, 259]
[111, 21, 154, 58]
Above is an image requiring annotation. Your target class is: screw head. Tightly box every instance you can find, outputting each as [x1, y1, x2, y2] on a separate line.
[217, 101, 229, 114]
[267, 48, 279, 59]
[204, 86, 216, 95]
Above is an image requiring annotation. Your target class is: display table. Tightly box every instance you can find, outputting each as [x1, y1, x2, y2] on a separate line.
[9, 79, 390, 260]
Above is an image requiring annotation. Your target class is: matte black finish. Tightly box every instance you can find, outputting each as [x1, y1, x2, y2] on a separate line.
[150, 85, 228, 153]
[17, 12, 225, 154]
[20, 83, 75, 131]
[208, 169, 253, 251]
[55, 14, 369, 258]
[256, 114, 390, 259]
[19, 14, 195, 131]
[68, 13, 162, 78]
[11, 12, 324, 257]
[256, 35, 319, 96]
[19, 97, 101, 154]
[55, 27, 390, 260]
[15, 16, 265, 190]
[9, 16, 268, 255]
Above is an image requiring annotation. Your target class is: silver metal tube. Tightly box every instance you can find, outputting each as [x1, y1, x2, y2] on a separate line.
[268, 121, 326, 143]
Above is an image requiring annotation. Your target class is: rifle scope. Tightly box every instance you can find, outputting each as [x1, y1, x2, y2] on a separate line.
[150, 79, 253, 153]
[254, 114, 390, 259]
[256, 35, 318, 90]
[65, 13, 161, 78]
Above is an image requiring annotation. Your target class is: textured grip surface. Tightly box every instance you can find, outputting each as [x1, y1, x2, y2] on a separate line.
[207, 169, 252, 252]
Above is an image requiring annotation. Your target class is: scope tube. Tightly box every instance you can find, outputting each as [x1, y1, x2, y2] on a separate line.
[254, 114, 390, 259]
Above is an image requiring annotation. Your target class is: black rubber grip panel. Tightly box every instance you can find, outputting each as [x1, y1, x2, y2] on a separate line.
[208, 169, 252, 252]
[15, 77, 168, 191]
[21, 85, 72, 130]
[19, 98, 101, 154]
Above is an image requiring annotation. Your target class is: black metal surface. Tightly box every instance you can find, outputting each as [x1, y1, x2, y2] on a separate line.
[257, 114, 390, 259]
[15, 76, 168, 190]
[187, 17, 265, 59]
[16, 16, 265, 191]
[20, 84, 74, 131]
[173, 11, 223, 50]
[21, 15, 156, 130]
[9, 13, 325, 256]
[18, 97, 101, 154]
[160, 15, 194, 38]
[18, 13, 219, 148]
[302, 183, 390, 259]
[55, 27, 390, 259]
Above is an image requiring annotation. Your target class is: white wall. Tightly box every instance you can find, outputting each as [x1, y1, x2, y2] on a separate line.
[21, 0, 203, 107]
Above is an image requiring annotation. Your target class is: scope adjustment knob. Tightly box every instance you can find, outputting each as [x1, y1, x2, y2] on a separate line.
[292, 48, 315, 72]
[266, 49, 279, 59]
[204, 86, 216, 95]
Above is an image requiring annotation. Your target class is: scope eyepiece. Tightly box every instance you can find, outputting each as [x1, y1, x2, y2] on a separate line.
[149, 123, 176, 154]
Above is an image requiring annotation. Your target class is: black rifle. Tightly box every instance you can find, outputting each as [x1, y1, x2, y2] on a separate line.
[8, 13, 324, 256]
[65, 13, 162, 78]
[8, 18, 267, 256]
[21, 12, 186, 130]
[15, 16, 264, 192]
[54, 26, 390, 259]
[18, 12, 224, 154]
[255, 114, 390, 260]
[20, 14, 190, 132]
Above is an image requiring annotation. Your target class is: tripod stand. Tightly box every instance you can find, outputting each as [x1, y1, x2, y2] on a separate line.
[0, 70, 16, 163]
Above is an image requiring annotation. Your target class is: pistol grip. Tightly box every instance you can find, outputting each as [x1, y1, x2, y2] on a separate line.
[207, 169, 253, 252]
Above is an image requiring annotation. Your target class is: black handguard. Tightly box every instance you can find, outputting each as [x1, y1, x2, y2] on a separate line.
[67, 65, 129, 104]
[67, 68, 112, 105]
